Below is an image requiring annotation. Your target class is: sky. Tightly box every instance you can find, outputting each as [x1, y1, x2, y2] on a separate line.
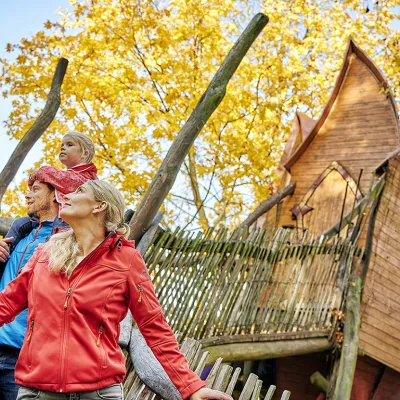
[0, 0, 71, 184]
[0, 1, 399, 195]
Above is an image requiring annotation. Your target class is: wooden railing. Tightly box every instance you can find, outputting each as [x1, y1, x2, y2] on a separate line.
[124, 337, 291, 400]
[144, 227, 363, 340]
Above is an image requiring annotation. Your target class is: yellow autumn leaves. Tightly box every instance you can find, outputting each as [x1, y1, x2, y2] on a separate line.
[1, 0, 399, 229]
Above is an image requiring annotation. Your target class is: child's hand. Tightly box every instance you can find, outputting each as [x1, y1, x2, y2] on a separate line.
[28, 168, 40, 186]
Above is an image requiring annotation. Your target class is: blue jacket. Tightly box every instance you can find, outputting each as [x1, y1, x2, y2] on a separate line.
[0, 216, 69, 349]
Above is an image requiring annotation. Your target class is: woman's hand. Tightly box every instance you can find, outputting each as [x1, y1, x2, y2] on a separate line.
[190, 387, 233, 400]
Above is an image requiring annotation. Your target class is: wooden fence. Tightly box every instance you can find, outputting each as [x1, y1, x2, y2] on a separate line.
[143, 227, 363, 340]
[124, 337, 291, 400]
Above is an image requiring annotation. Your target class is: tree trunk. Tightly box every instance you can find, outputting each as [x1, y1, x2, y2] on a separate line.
[0, 58, 69, 204]
[129, 13, 269, 241]
[0, 217, 13, 237]
[332, 275, 362, 400]
[239, 182, 296, 228]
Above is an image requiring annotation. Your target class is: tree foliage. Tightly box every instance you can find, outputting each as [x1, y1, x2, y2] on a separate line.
[1, 0, 399, 229]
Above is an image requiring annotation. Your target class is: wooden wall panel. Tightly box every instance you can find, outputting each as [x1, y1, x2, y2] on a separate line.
[302, 169, 356, 237]
[275, 353, 329, 400]
[360, 155, 400, 372]
[350, 356, 384, 400]
[277, 54, 399, 234]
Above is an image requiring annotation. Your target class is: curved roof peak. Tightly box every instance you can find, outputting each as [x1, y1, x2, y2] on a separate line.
[280, 111, 317, 165]
[283, 37, 400, 170]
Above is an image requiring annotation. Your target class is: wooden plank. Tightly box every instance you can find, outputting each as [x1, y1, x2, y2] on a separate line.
[362, 308, 400, 341]
[264, 385, 276, 400]
[361, 292, 400, 324]
[360, 331, 400, 372]
[363, 280, 400, 307]
[225, 367, 241, 396]
[205, 358, 223, 388]
[303, 143, 396, 153]
[311, 135, 397, 146]
[360, 323, 400, 351]
[213, 364, 233, 392]
[280, 391, 291, 400]
[365, 268, 400, 297]
[373, 235, 400, 266]
[372, 241, 400, 270]
[366, 258, 400, 288]
[238, 373, 258, 400]
[333, 103, 393, 112]
[298, 153, 393, 163]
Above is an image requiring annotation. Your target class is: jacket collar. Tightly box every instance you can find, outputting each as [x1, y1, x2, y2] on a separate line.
[105, 231, 135, 249]
[69, 163, 98, 175]
[30, 216, 69, 230]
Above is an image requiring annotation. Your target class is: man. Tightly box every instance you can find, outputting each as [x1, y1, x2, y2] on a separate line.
[0, 180, 68, 400]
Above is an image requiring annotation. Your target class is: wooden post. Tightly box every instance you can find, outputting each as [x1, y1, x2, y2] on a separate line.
[129, 14, 269, 242]
[239, 182, 296, 228]
[310, 371, 329, 394]
[0, 58, 69, 204]
[322, 175, 385, 240]
[332, 275, 362, 400]
[326, 357, 339, 400]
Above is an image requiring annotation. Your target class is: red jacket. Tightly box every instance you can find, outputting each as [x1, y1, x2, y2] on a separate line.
[0, 233, 206, 397]
[29, 163, 98, 206]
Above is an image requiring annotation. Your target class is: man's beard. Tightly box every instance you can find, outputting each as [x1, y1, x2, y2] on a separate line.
[27, 196, 51, 219]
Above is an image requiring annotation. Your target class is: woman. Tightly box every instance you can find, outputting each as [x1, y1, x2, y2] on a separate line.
[0, 181, 231, 400]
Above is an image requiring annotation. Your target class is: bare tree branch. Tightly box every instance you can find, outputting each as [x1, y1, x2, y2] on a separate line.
[0, 58, 69, 204]
[239, 182, 296, 228]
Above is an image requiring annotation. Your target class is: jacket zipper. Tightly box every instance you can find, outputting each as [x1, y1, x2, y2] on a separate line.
[27, 320, 35, 367]
[96, 325, 103, 346]
[59, 233, 115, 392]
[26, 320, 34, 341]
[16, 223, 42, 275]
[64, 288, 72, 309]
[137, 284, 143, 303]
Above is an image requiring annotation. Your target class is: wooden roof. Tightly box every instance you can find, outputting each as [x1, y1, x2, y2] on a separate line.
[283, 38, 400, 171]
[280, 111, 317, 165]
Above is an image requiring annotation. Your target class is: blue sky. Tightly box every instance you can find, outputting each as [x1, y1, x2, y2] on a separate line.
[0, 0, 70, 182]
[0, 2, 399, 189]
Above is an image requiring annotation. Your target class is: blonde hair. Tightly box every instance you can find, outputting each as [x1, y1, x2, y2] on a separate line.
[46, 180, 130, 277]
[64, 131, 95, 163]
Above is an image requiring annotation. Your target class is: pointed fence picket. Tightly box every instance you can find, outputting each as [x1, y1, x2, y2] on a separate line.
[143, 227, 362, 340]
[123, 337, 291, 400]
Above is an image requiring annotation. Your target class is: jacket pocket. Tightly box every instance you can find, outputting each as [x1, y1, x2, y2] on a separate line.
[26, 320, 35, 368]
[96, 324, 108, 369]
[136, 280, 160, 310]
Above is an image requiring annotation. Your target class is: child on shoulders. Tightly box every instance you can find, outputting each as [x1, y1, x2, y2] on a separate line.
[29, 131, 98, 207]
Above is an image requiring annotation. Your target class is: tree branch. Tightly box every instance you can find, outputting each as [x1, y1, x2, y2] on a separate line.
[239, 182, 296, 228]
[129, 13, 269, 241]
[0, 58, 69, 204]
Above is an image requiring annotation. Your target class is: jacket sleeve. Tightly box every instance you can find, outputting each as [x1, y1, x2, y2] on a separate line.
[30, 166, 87, 194]
[0, 246, 41, 326]
[127, 250, 207, 400]
[0, 217, 32, 279]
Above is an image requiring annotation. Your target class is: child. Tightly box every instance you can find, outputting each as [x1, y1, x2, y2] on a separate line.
[28, 131, 98, 207]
